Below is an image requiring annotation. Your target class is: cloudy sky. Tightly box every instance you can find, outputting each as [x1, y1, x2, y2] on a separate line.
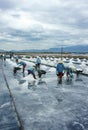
[0, 0, 88, 50]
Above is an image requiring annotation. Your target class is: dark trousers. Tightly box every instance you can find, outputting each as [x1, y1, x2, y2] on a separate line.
[28, 70, 36, 79]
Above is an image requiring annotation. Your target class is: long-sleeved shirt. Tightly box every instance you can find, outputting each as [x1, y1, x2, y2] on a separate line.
[18, 61, 26, 66]
[36, 58, 41, 64]
[56, 63, 64, 73]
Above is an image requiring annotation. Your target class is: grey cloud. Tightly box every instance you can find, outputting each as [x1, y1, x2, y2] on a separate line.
[0, 0, 88, 50]
[26, 0, 88, 30]
[11, 14, 20, 18]
[1, 27, 86, 46]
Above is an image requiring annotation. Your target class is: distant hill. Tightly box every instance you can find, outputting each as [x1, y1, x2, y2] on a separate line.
[48, 45, 88, 53]
[0, 45, 88, 53]
[15, 45, 88, 53]
[63, 45, 88, 52]
[0, 49, 5, 52]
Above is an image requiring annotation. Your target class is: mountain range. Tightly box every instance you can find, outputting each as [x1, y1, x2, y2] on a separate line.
[0, 45, 88, 53]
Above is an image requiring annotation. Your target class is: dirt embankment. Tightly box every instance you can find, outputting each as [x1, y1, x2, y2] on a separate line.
[15, 52, 88, 59]
[0, 52, 88, 59]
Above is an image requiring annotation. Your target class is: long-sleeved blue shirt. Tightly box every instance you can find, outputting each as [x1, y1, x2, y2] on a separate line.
[36, 58, 41, 64]
[19, 61, 26, 66]
[56, 63, 64, 73]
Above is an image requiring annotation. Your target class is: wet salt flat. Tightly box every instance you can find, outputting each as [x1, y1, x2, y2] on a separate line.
[0, 60, 20, 130]
[0, 57, 88, 130]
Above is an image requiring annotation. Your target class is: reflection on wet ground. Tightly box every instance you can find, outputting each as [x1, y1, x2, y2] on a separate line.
[28, 79, 47, 90]
[0, 60, 19, 130]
